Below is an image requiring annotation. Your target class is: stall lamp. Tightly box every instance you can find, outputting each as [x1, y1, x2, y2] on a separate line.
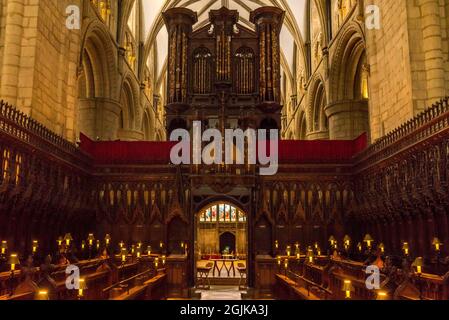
[277, 256, 281, 266]
[377, 291, 388, 300]
[147, 246, 152, 256]
[314, 242, 319, 250]
[57, 237, 63, 247]
[136, 249, 141, 259]
[412, 257, 424, 275]
[87, 234, 95, 247]
[357, 242, 362, 252]
[364, 234, 374, 249]
[138, 242, 142, 249]
[286, 245, 291, 257]
[37, 290, 49, 301]
[1, 241, 7, 255]
[105, 234, 111, 246]
[154, 257, 159, 269]
[78, 278, 87, 297]
[307, 247, 314, 263]
[96, 240, 100, 250]
[181, 241, 185, 249]
[159, 241, 164, 249]
[32, 240, 38, 253]
[295, 242, 300, 250]
[432, 238, 442, 252]
[343, 280, 353, 299]
[81, 240, 86, 250]
[402, 242, 409, 256]
[8, 254, 20, 271]
[64, 233, 73, 246]
[131, 245, 135, 254]
[275, 240, 279, 250]
[162, 255, 166, 265]
[120, 248, 128, 263]
[284, 259, 289, 270]
[296, 251, 300, 260]
[119, 241, 124, 249]
[343, 235, 351, 248]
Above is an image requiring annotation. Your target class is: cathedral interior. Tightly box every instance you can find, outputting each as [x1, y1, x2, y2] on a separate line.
[1, 0, 449, 302]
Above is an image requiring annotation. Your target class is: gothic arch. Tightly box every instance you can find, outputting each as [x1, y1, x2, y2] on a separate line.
[296, 110, 308, 140]
[79, 21, 117, 99]
[329, 22, 366, 102]
[142, 109, 156, 141]
[119, 80, 136, 131]
[120, 74, 141, 130]
[307, 74, 329, 139]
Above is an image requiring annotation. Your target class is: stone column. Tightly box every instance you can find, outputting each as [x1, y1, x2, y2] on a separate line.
[0, 0, 25, 106]
[117, 129, 145, 141]
[419, 0, 446, 103]
[324, 100, 369, 140]
[79, 98, 121, 140]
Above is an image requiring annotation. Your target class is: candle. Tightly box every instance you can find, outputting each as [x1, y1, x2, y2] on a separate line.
[78, 279, 85, 297]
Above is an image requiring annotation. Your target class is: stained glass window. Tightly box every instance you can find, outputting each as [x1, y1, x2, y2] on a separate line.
[200, 203, 246, 223]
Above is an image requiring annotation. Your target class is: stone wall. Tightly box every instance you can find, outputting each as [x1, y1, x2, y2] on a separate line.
[366, 0, 449, 140]
[0, 0, 81, 141]
[0, 0, 165, 142]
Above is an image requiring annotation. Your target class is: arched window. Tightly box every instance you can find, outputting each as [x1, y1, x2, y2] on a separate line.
[199, 203, 246, 223]
[234, 47, 255, 94]
[313, 83, 328, 132]
[193, 47, 212, 94]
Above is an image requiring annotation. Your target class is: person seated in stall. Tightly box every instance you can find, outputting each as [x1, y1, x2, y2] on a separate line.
[96, 249, 112, 272]
[332, 250, 343, 261]
[67, 245, 79, 264]
[15, 255, 39, 295]
[57, 252, 70, 266]
[38, 255, 58, 296]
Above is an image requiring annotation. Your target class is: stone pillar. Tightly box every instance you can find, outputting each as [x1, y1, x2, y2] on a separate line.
[79, 98, 121, 140]
[250, 7, 285, 112]
[307, 131, 329, 140]
[419, 0, 446, 103]
[117, 129, 144, 141]
[0, 0, 25, 106]
[324, 100, 369, 140]
[163, 8, 197, 113]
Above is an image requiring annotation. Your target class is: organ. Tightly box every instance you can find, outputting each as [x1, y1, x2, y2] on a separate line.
[163, 6, 285, 136]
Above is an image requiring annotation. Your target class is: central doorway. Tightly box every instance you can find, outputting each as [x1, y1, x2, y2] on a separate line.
[220, 232, 236, 253]
[195, 202, 247, 288]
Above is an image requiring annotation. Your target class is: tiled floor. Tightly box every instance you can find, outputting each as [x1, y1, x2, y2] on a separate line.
[198, 286, 244, 300]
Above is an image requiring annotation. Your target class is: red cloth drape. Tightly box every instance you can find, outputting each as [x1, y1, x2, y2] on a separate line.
[80, 133, 176, 165]
[79, 132, 367, 165]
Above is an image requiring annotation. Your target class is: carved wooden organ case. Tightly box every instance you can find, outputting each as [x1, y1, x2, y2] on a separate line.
[163, 6, 285, 134]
